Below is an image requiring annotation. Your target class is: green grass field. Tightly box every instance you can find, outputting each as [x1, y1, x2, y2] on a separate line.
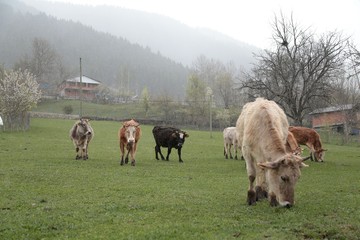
[1, 118, 359, 239]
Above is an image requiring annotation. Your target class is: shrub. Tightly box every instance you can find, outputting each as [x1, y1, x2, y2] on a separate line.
[63, 105, 73, 115]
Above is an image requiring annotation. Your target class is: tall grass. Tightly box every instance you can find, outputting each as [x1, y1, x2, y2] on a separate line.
[0, 118, 359, 239]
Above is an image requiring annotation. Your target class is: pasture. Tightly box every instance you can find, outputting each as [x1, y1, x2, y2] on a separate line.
[0, 118, 359, 239]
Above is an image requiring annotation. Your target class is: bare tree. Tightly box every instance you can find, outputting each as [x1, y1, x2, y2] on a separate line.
[185, 74, 207, 126]
[154, 91, 174, 123]
[215, 62, 237, 108]
[347, 41, 360, 88]
[14, 38, 64, 95]
[31, 38, 57, 81]
[242, 13, 348, 125]
[191, 55, 238, 108]
[141, 87, 150, 117]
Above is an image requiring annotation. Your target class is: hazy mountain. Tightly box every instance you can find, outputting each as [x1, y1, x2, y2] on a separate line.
[22, 0, 259, 68]
[0, 0, 189, 98]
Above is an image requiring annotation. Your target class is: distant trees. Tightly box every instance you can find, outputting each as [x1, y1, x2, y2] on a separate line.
[0, 69, 41, 131]
[190, 56, 239, 108]
[141, 87, 150, 117]
[347, 41, 360, 88]
[183, 55, 243, 127]
[14, 38, 66, 95]
[185, 74, 207, 126]
[241, 13, 349, 125]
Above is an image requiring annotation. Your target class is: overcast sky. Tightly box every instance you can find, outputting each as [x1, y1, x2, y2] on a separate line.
[45, 0, 360, 49]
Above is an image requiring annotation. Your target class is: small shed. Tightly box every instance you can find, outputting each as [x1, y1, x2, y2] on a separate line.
[309, 104, 360, 134]
[58, 75, 101, 100]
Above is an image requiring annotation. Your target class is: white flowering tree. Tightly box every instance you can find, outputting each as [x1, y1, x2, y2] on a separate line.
[0, 69, 41, 131]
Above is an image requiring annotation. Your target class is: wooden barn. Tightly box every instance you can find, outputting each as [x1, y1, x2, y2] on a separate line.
[309, 104, 360, 135]
[59, 75, 100, 100]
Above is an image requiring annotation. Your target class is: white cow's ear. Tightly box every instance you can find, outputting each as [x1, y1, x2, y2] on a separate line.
[257, 161, 280, 169]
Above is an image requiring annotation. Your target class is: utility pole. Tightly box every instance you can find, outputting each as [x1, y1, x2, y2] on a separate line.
[210, 94, 213, 138]
[79, 57, 83, 118]
[206, 87, 213, 138]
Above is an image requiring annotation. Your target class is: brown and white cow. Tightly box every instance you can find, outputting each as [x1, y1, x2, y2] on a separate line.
[70, 118, 94, 160]
[236, 98, 309, 208]
[118, 119, 141, 166]
[223, 127, 239, 159]
[289, 126, 326, 162]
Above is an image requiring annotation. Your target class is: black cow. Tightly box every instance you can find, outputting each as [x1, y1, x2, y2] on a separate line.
[152, 126, 189, 163]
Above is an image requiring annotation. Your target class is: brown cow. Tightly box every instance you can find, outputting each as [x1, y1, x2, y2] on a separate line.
[118, 119, 141, 166]
[236, 98, 309, 207]
[69, 118, 94, 160]
[289, 126, 326, 162]
[286, 131, 302, 156]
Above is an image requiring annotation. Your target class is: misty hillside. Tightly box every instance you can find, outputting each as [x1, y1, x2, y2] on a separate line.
[0, 0, 189, 98]
[22, 0, 259, 68]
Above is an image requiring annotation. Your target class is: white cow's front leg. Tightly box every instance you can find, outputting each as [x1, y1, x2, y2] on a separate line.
[243, 146, 256, 205]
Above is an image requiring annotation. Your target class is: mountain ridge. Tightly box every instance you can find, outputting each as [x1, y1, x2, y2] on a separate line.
[21, 0, 259, 68]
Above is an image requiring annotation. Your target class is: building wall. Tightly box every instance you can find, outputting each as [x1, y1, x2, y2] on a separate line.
[311, 111, 347, 128]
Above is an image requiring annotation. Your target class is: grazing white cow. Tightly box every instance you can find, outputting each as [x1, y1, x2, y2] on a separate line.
[223, 127, 239, 159]
[236, 98, 309, 208]
[70, 118, 94, 160]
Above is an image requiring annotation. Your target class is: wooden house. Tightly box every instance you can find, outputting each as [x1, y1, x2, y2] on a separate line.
[59, 75, 100, 100]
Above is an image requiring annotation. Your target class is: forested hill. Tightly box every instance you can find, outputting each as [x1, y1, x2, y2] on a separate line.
[22, 0, 259, 68]
[0, 0, 189, 98]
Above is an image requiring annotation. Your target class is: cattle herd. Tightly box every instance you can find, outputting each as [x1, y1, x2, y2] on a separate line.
[69, 98, 326, 208]
[69, 118, 189, 166]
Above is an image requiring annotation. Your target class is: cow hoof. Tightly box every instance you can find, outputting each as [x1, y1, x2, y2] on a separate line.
[120, 161, 124, 165]
[247, 190, 257, 205]
[179, 160, 183, 163]
[75, 156, 81, 160]
[255, 186, 268, 201]
[270, 194, 278, 207]
[125, 158, 129, 164]
[131, 160, 135, 166]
